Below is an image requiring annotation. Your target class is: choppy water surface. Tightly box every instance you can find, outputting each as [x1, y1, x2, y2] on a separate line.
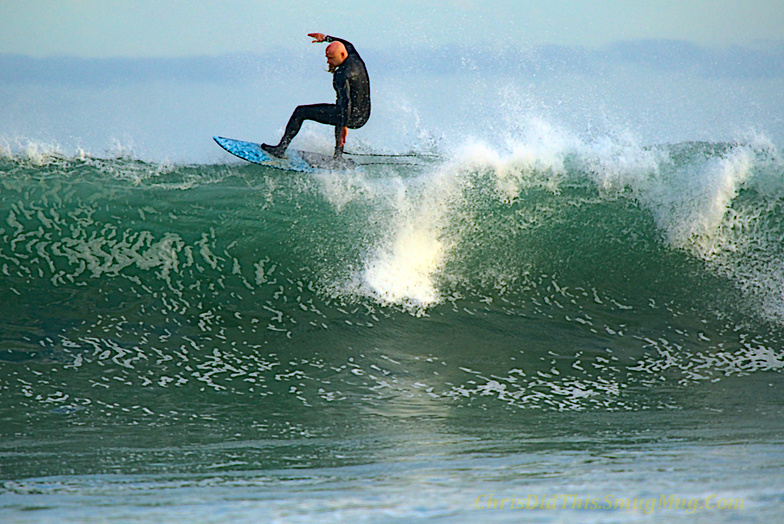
[2, 139, 784, 521]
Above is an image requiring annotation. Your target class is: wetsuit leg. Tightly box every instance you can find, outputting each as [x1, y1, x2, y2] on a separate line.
[263, 104, 341, 157]
[334, 125, 345, 158]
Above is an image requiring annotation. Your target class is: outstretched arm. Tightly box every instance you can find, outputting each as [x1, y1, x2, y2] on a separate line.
[308, 33, 357, 55]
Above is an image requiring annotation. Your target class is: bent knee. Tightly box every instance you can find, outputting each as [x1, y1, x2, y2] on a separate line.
[348, 117, 369, 130]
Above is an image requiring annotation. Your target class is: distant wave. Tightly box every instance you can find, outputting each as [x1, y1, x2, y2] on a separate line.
[2, 40, 783, 87]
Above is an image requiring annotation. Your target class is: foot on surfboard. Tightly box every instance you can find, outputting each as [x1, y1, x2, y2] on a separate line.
[261, 143, 287, 158]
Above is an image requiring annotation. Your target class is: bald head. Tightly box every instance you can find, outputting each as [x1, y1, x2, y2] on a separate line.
[325, 41, 348, 72]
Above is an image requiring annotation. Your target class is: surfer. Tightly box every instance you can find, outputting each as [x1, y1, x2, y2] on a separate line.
[262, 33, 371, 159]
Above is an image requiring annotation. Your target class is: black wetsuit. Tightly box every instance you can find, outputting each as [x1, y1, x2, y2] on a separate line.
[264, 36, 371, 158]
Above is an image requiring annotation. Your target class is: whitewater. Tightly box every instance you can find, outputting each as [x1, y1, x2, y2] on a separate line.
[3, 42, 784, 522]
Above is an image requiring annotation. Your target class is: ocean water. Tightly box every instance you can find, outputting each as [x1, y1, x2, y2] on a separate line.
[1, 131, 784, 521]
[3, 35, 784, 522]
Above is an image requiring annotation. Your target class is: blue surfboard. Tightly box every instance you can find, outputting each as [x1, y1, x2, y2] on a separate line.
[213, 136, 358, 172]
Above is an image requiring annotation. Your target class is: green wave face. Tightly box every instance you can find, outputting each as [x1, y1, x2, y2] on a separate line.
[1, 140, 784, 481]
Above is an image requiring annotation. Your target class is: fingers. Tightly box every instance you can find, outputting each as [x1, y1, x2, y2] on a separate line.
[308, 33, 325, 43]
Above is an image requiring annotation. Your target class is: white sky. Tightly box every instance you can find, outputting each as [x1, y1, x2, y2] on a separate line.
[2, 0, 783, 58]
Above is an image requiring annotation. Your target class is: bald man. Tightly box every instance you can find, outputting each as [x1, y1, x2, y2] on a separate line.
[262, 33, 371, 159]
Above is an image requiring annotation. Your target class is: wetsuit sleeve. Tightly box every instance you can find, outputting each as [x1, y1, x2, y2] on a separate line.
[324, 35, 357, 56]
